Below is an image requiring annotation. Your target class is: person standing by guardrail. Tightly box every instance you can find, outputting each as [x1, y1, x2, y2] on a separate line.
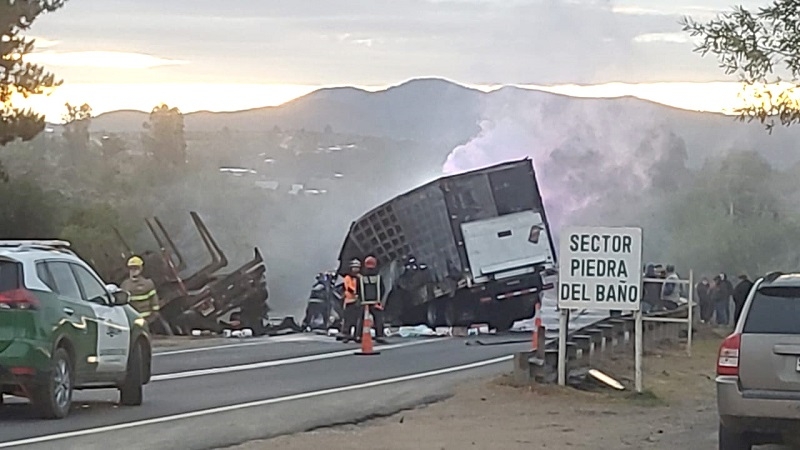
[695, 277, 712, 324]
[660, 265, 681, 310]
[732, 273, 753, 324]
[711, 273, 733, 326]
[642, 263, 661, 313]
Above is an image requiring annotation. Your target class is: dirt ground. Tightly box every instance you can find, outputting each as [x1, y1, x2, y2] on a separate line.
[229, 326, 727, 450]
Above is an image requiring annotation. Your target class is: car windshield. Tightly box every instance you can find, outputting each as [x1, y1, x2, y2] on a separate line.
[743, 286, 800, 335]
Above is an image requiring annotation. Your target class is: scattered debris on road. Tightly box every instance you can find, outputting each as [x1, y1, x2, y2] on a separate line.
[587, 369, 625, 391]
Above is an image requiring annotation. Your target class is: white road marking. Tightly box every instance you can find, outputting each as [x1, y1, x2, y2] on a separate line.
[0, 355, 512, 448]
[152, 340, 438, 382]
[154, 334, 332, 357]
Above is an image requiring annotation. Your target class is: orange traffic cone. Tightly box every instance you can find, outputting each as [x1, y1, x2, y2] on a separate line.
[355, 304, 380, 356]
[531, 300, 542, 351]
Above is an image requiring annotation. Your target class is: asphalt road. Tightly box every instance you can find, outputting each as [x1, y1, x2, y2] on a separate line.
[0, 333, 532, 450]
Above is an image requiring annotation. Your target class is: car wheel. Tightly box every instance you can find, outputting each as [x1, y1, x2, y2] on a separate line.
[719, 422, 752, 450]
[33, 347, 73, 420]
[119, 342, 144, 406]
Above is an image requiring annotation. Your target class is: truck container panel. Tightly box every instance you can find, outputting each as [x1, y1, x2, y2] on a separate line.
[337, 158, 556, 329]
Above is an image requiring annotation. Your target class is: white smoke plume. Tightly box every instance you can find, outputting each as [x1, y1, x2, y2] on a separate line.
[443, 89, 689, 236]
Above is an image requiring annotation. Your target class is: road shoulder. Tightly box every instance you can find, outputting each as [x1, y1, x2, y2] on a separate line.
[228, 327, 725, 450]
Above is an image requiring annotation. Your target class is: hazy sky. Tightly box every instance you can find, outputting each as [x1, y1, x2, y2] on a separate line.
[23, 0, 766, 119]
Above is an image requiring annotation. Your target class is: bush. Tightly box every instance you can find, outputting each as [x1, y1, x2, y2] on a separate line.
[0, 178, 130, 277]
[0, 179, 63, 238]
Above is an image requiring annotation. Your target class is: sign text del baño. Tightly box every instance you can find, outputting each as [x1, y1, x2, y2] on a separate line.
[557, 226, 643, 311]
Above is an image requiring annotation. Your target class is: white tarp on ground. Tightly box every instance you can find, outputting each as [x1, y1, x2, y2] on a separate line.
[391, 325, 438, 337]
[510, 291, 608, 338]
[386, 325, 492, 338]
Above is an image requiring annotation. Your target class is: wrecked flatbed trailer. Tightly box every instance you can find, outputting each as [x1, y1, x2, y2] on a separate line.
[337, 158, 557, 331]
[95, 212, 269, 336]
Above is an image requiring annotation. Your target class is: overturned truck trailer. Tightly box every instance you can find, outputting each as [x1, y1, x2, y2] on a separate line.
[95, 212, 269, 336]
[337, 158, 557, 331]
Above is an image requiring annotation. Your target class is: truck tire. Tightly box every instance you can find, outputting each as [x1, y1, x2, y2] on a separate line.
[489, 303, 518, 332]
[442, 301, 458, 327]
[425, 302, 439, 328]
[33, 347, 73, 420]
[719, 422, 751, 450]
[490, 318, 515, 332]
[120, 342, 144, 406]
[425, 301, 459, 328]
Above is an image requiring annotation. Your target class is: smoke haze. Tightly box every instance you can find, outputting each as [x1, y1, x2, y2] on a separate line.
[443, 90, 689, 245]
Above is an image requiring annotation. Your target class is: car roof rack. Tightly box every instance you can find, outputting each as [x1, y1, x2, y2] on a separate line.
[0, 240, 72, 252]
[763, 271, 784, 283]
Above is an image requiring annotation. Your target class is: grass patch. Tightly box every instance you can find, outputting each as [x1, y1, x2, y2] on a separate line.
[624, 389, 667, 407]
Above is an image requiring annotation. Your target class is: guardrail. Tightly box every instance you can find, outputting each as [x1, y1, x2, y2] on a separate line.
[514, 304, 694, 386]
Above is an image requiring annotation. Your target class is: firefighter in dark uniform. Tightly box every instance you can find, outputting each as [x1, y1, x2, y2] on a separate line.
[356, 255, 387, 344]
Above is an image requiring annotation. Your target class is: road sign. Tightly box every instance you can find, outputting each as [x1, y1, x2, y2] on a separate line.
[557, 226, 643, 311]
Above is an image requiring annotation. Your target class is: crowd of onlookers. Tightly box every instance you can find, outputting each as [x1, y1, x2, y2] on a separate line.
[639, 264, 754, 327]
[695, 272, 753, 327]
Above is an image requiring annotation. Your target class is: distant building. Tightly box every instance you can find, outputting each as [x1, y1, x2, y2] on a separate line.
[255, 180, 280, 190]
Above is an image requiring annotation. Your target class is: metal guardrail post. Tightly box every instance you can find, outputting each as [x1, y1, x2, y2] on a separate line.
[635, 310, 643, 393]
[557, 309, 568, 386]
[687, 270, 694, 357]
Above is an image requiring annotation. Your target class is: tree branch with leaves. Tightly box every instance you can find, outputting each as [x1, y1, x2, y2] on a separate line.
[0, 1, 66, 145]
[62, 102, 92, 160]
[682, 1, 800, 131]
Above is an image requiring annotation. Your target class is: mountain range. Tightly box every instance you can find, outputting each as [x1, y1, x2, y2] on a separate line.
[90, 78, 800, 169]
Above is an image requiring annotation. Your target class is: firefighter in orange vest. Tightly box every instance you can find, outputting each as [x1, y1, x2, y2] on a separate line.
[356, 255, 387, 344]
[337, 258, 362, 342]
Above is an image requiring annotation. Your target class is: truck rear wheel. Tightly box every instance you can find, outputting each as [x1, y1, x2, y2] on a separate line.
[490, 318, 515, 332]
[426, 301, 458, 328]
[489, 303, 517, 332]
[426, 302, 439, 328]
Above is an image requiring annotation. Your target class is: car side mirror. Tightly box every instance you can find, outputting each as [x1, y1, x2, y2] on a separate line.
[111, 290, 130, 306]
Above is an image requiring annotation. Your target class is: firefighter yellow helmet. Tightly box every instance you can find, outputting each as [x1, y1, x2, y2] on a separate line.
[127, 256, 144, 267]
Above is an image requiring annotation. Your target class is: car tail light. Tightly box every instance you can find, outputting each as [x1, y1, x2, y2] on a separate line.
[717, 333, 741, 376]
[10, 366, 36, 376]
[0, 289, 40, 310]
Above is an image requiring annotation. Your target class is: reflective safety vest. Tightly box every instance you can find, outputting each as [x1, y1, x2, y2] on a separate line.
[121, 277, 160, 317]
[343, 275, 359, 305]
[359, 275, 381, 306]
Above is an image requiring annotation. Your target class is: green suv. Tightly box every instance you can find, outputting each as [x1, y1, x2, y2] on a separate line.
[0, 240, 152, 419]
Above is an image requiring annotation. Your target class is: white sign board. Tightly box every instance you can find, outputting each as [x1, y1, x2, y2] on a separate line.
[557, 226, 643, 311]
